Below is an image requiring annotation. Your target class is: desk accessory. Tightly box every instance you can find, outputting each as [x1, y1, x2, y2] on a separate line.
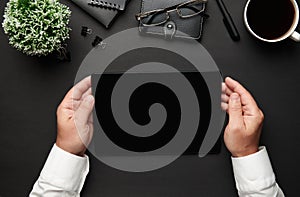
[216, 0, 240, 41]
[92, 36, 103, 47]
[87, 0, 129, 11]
[92, 72, 221, 156]
[71, 0, 119, 28]
[136, 0, 208, 39]
[2, 0, 71, 56]
[244, 0, 300, 42]
[81, 26, 93, 37]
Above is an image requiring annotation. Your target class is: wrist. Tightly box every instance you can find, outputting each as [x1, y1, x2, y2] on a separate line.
[231, 146, 259, 157]
[56, 140, 86, 157]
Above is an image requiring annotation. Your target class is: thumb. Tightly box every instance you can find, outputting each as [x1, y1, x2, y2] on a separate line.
[228, 93, 244, 126]
[75, 95, 95, 126]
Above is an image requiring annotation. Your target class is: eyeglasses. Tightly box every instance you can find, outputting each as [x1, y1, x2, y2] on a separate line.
[135, 0, 208, 27]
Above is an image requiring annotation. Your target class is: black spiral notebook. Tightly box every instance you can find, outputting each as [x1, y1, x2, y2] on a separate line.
[87, 0, 129, 11]
[71, 0, 119, 28]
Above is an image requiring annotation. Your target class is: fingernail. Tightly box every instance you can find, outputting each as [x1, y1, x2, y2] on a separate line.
[231, 93, 240, 101]
[85, 95, 94, 104]
[226, 77, 236, 82]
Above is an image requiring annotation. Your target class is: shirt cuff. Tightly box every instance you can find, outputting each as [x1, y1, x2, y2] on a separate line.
[231, 146, 275, 193]
[39, 144, 89, 193]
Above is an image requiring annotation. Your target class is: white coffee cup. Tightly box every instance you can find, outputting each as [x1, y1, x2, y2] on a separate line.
[244, 0, 300, 42]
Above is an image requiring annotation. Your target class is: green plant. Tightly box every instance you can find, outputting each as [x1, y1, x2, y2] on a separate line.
[2, 0, 71, 56]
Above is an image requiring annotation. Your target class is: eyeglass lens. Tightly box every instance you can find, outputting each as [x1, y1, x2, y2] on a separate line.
[141, 1, 204, 26]
[141, 11, 168, 26]
[177, 1, 204, 17]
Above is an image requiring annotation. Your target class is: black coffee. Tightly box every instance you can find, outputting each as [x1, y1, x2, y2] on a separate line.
[247, 0, 295, 40]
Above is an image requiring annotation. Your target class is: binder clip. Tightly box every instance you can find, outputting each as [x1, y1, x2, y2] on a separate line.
[92, 36, 106, 49]
[81, 26, 93, 37]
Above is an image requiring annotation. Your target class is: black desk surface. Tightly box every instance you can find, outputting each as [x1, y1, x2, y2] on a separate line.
[1, 0, 300, 196]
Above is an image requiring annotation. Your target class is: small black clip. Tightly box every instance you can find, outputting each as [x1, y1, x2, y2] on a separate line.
[92, 36, 103, 47]
[81, 26, 92, 37]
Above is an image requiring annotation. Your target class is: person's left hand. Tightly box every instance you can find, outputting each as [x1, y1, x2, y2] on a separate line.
[221, 77, 263, 157]
[56, 76, 94, 156]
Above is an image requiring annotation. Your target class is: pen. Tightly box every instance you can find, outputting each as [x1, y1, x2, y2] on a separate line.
[216, 0, 240, 41]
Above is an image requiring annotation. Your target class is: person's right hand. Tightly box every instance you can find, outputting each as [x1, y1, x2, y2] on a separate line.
[56, 76, 94, 156]
[221, 77, 264, 157]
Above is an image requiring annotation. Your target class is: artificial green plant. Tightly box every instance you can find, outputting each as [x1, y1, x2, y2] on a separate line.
[2, 0, 71, 56]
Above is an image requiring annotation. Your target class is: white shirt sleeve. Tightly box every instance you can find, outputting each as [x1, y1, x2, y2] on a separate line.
[231, 146, 284, 197]
[29, 144, 89, 197]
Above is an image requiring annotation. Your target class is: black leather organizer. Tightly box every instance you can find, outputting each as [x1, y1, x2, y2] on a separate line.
[138, 0, 207, 40]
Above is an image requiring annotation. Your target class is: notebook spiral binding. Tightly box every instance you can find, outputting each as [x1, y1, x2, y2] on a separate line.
[88, 0, 121, 10]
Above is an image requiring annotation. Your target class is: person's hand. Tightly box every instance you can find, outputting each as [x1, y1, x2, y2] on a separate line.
[56, 76, 94, 156]
[221, 77, 264, 157]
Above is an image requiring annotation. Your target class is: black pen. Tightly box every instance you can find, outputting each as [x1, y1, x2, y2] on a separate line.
[216, 0, 240, 41]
